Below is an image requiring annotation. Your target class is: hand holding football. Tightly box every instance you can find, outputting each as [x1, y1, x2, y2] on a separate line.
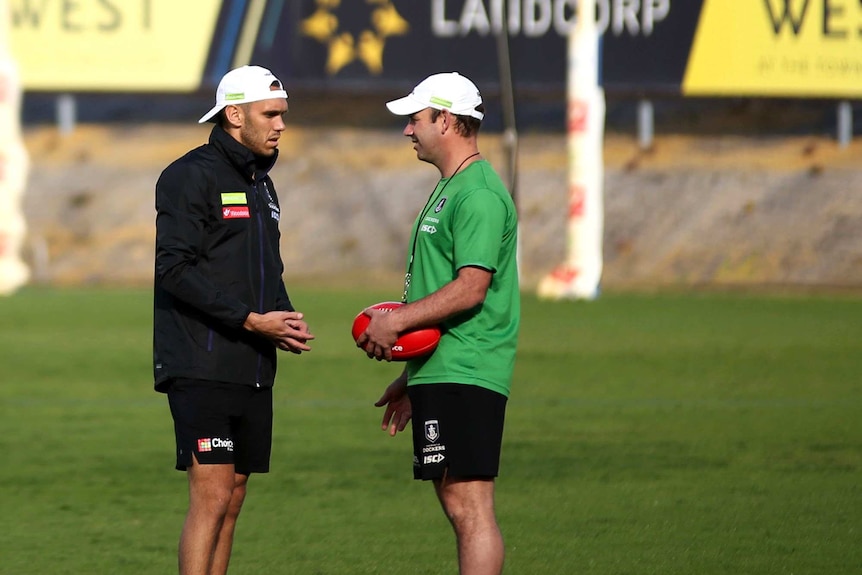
[351, 301, 440, 361]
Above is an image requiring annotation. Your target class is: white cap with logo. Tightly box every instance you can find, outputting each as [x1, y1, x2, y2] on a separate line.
[199, 65, 288, 124]
[386, 72, 484, 120]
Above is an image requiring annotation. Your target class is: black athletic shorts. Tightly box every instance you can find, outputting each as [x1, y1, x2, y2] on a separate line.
[407, 383, 508, 481]
[166, 378, 273, 475]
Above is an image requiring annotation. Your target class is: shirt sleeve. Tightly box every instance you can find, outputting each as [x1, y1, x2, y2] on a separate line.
[451, 188, 508, 273]
[154, 161, 251, 329]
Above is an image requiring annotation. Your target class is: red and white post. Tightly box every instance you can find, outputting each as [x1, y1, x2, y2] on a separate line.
[537, 0, 605, 300]
[0, 0, 31, 295]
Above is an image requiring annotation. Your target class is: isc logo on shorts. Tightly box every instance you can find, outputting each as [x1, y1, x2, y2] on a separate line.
[197, 437, 234, 452]
[423, 453, 445, 464]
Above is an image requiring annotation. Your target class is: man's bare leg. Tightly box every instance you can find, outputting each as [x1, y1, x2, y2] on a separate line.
[178, 458, 245, 575]
[209, 473, 248, 575]
[434, 476, 504, 575]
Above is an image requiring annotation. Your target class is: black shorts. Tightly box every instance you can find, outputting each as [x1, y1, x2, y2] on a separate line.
[166, 378, 273, 475]
[407, 383, 508, 481]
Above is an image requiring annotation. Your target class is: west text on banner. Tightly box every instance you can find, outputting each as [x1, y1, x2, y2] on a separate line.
[683, 0, 862, 97]
[8, 0, 220, 91]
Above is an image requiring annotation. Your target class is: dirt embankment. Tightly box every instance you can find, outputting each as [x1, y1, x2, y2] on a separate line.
[18, 122, 862, 292]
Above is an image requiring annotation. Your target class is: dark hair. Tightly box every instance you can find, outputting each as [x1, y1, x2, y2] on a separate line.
[430, 104, 484, 137]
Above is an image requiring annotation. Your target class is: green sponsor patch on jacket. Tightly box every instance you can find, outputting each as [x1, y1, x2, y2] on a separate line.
[221, 192, 247, 205]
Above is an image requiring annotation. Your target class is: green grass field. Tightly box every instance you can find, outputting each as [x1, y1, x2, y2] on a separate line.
[1, 286, 860, 574]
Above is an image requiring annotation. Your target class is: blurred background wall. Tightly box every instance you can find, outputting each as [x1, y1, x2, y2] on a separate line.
[5, 0, 862, 292]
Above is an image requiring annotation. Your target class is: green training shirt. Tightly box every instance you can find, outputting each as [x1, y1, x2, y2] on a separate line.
[404, 160, 520, 397]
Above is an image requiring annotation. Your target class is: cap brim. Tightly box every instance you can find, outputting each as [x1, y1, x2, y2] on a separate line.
[385, 95, 426, 116]
[198, 104, 224, 124]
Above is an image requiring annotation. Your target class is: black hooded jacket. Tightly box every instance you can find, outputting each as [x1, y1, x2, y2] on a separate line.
[153, 125, 293, 392]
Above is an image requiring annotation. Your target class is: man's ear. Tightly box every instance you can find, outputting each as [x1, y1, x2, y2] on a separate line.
[440, 109, 450, 134]
[224, 104, 243, 128]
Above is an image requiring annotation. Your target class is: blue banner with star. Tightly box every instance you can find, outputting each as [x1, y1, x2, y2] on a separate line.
[205, 0, 575, 91]
[209, 0, 689, 94]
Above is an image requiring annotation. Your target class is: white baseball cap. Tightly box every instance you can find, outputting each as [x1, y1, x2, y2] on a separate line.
[199, 65, 288, 124]
[386, 72, 484, 120]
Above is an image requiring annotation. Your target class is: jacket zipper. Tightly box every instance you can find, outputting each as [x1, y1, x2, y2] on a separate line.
[253, 180, 265, 387]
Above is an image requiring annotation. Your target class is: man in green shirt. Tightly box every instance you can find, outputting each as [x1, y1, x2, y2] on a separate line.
[358, 72, 520, 575]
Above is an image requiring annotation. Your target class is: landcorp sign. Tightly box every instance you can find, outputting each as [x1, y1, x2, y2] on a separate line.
[7, 0, 861, 97]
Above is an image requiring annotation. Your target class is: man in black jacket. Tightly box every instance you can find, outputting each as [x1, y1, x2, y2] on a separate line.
[154, 65, 314, 575]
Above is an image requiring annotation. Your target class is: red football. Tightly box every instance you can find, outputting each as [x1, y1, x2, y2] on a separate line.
[351, 301, 441, 361]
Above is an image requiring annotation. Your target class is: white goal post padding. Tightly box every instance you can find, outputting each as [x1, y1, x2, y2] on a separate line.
[0, 0, 31, 295]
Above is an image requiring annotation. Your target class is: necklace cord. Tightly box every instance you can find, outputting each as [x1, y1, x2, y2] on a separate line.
[401, 152, 481, 303]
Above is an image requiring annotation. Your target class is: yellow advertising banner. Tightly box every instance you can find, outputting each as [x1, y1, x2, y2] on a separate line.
[683, 0, 862, 97]
[8, 0, 221, 91]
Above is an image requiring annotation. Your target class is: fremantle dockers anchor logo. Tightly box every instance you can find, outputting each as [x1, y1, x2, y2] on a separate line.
[424, 419, 440, 443]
